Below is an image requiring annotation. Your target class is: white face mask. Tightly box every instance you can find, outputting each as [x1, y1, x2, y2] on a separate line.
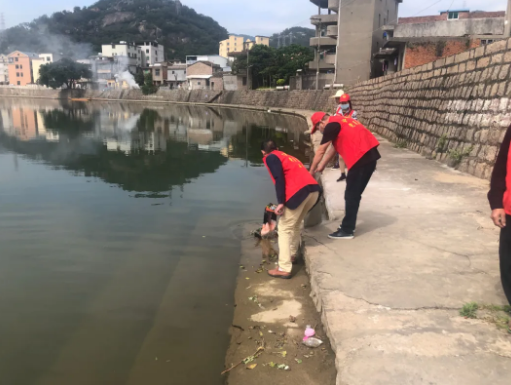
[340, 103, 350, 111]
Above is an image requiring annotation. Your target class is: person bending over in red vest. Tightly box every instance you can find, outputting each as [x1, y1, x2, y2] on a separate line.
[262, 139, 322, 279]
[488, 125, 511, 315]
[309, 112, 380, 240]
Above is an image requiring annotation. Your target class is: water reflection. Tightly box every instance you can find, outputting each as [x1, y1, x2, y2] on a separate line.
[0, 100, 307, 193]
[0, 99, 308, 385]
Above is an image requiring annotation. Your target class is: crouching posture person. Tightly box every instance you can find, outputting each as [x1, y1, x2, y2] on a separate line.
[262, 139, 322, 279]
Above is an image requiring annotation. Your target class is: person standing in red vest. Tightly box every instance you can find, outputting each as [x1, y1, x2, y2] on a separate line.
[309, 112, 380, 240]
[488, 125, 511, 309]
[333, 93, 358, 182]
[262, 139, 322, 279]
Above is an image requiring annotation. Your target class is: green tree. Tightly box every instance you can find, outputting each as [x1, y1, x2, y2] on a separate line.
[38, 58, 92, 89]
[134, 71, 145, 87]
[141, 73, 157, 95]
[232, 44, 313, 88]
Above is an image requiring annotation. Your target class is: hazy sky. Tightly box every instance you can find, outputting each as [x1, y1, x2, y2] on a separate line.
[1, 0, 509, 35]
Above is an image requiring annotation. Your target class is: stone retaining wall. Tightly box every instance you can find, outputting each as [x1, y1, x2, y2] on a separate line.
[349, 37, 511, 179]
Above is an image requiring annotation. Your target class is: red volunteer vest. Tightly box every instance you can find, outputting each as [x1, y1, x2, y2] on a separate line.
[504, 145, 511, 215]
[328, 116, 380, 169]
[263, 150, 319, 203]
[335, 106, 355, 117]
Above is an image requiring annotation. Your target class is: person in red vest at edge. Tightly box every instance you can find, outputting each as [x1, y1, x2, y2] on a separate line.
[488, 125, 511, 319]
[333, 93, 359, 182]
[309, 112, 380, 240]
[262, 139, 322, 279]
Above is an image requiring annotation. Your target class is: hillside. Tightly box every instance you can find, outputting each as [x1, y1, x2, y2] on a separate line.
[0, 0, 228, 61]
[269, 27, 315, 49]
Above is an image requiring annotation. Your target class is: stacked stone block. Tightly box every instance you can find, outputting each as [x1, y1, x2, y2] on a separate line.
[349, 37, 511, 180]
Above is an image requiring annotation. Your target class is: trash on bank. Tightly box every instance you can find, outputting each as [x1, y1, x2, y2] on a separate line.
[302, 337, 323, 348]
[303, 325, 315, 340]
[295, 358, 303, 364]
[246, 363, 257, 370]
[272, 350, 287, 358]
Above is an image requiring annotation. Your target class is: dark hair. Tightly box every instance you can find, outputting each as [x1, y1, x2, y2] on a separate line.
[261, 139, 277, 153]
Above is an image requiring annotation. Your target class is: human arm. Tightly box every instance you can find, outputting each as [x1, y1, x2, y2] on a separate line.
[310, 122, 341, 174]
[489, 125, 511, 227]
[352, 110, 358, 120]
[266, 154, 286, 214]
[317, 145, 338, 173]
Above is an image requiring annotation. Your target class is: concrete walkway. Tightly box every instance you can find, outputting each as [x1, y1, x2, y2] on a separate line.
[305, 135, 511, 385]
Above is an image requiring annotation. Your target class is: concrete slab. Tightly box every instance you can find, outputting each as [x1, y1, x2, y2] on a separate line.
[305, 135, 511, 384]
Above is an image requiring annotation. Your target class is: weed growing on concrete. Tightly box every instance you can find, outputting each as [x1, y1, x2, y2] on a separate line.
[436, 134, 448, 153]
[460, 302, 479, 318]
[447, 146, 474, 166]
[394, 140, 408, 149]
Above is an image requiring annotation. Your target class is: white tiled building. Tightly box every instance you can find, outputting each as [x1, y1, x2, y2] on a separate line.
[138, 41, 165, 67]
[0, 54, 8, 84]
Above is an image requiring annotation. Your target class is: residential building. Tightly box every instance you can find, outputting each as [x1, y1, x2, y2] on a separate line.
[219, 34, 270, 57]
[380, 8, 511, 72]
[186, 55, 231, 71]
[167, 63, 187, 89]
[138, 41, 165, 67]
[150, 62, 168, 86]
[0, 54, 8, 84]
[307, 0, 402, 88]
[101, 41, 141, 72]
[223, 72, 248, 91]
[32, 54, 53, 84]
[7, 51, 39, 86]
[186, 61, 222, 90]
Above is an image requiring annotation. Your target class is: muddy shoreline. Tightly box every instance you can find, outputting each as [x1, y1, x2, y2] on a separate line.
[223, 223, 336, 385]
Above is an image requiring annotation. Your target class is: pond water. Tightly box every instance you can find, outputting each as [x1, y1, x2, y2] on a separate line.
[0, 99, 308, 385]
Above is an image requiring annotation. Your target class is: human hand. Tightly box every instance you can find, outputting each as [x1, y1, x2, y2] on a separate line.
[316, 164, 325, 174]
[275, 204, 285, 216]
[491, 209, 507, 228]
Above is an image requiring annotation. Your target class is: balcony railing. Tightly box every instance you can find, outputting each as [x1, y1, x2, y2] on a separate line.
[310, 37, 337, 46]
[326, 25, 338, 38]
[310, 14, 338, 25]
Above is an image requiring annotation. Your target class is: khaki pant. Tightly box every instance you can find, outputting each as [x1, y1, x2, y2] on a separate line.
[278, 192, 320, 273]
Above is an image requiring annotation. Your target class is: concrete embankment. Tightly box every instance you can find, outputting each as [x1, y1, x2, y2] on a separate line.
[0, 87, 337, 113]
[306, 132, 511, 385]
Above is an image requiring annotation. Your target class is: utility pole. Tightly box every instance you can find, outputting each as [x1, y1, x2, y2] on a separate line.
[506, 0, 511, 37]
[316, 5, 321, 90]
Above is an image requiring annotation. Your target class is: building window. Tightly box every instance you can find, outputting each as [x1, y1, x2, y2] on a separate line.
[16, 73, 19, 77]
[448, 12, 459, 20]
[47, 57, 50, 62]
[15, 57, 18, 62]
[17, 81, 20, 85]
[481, 39, 494, 45]
[172, 71, 175, 74]
[155, 69, 160, 76]
[20, 65, 22, 69]
[20, 72, 23, 77]
[146, 49, 149, 54]
[15, 65, 19, 69]
[198, 82, 201, 85]
[242, 77, 247, 86]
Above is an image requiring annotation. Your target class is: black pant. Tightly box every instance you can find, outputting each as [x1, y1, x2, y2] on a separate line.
[499, 218, 511, 305]
[340, 160, 377, 234]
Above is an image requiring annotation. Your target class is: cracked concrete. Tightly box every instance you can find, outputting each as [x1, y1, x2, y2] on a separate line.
[305, 134, 511, 384]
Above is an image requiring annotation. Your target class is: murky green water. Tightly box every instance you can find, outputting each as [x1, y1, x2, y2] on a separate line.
[0, 99, 308, 385]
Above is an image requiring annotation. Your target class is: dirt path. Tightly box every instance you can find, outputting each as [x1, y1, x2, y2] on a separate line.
[224, 224, 336, 385]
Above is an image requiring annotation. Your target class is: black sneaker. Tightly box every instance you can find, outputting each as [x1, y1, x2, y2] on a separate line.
[337, 173, 347, 182]
[328, 229, 354, 240]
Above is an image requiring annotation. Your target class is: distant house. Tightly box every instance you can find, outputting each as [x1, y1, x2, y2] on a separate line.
[101, 41, 142, 73]
[167, 63, 187, 89]
[138, 41, 165, 67]
[7, 51, 39, 86]
[186, 61, 222, 90]
[186, 55, 232, 71]
[32, 54, 54, 84]
[379, 9, 510, 74]
[150, 62, 168, 86]
[219, 34, 270, 57]
[223, 73, 248, 91]
[0, 55, 8, 85]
